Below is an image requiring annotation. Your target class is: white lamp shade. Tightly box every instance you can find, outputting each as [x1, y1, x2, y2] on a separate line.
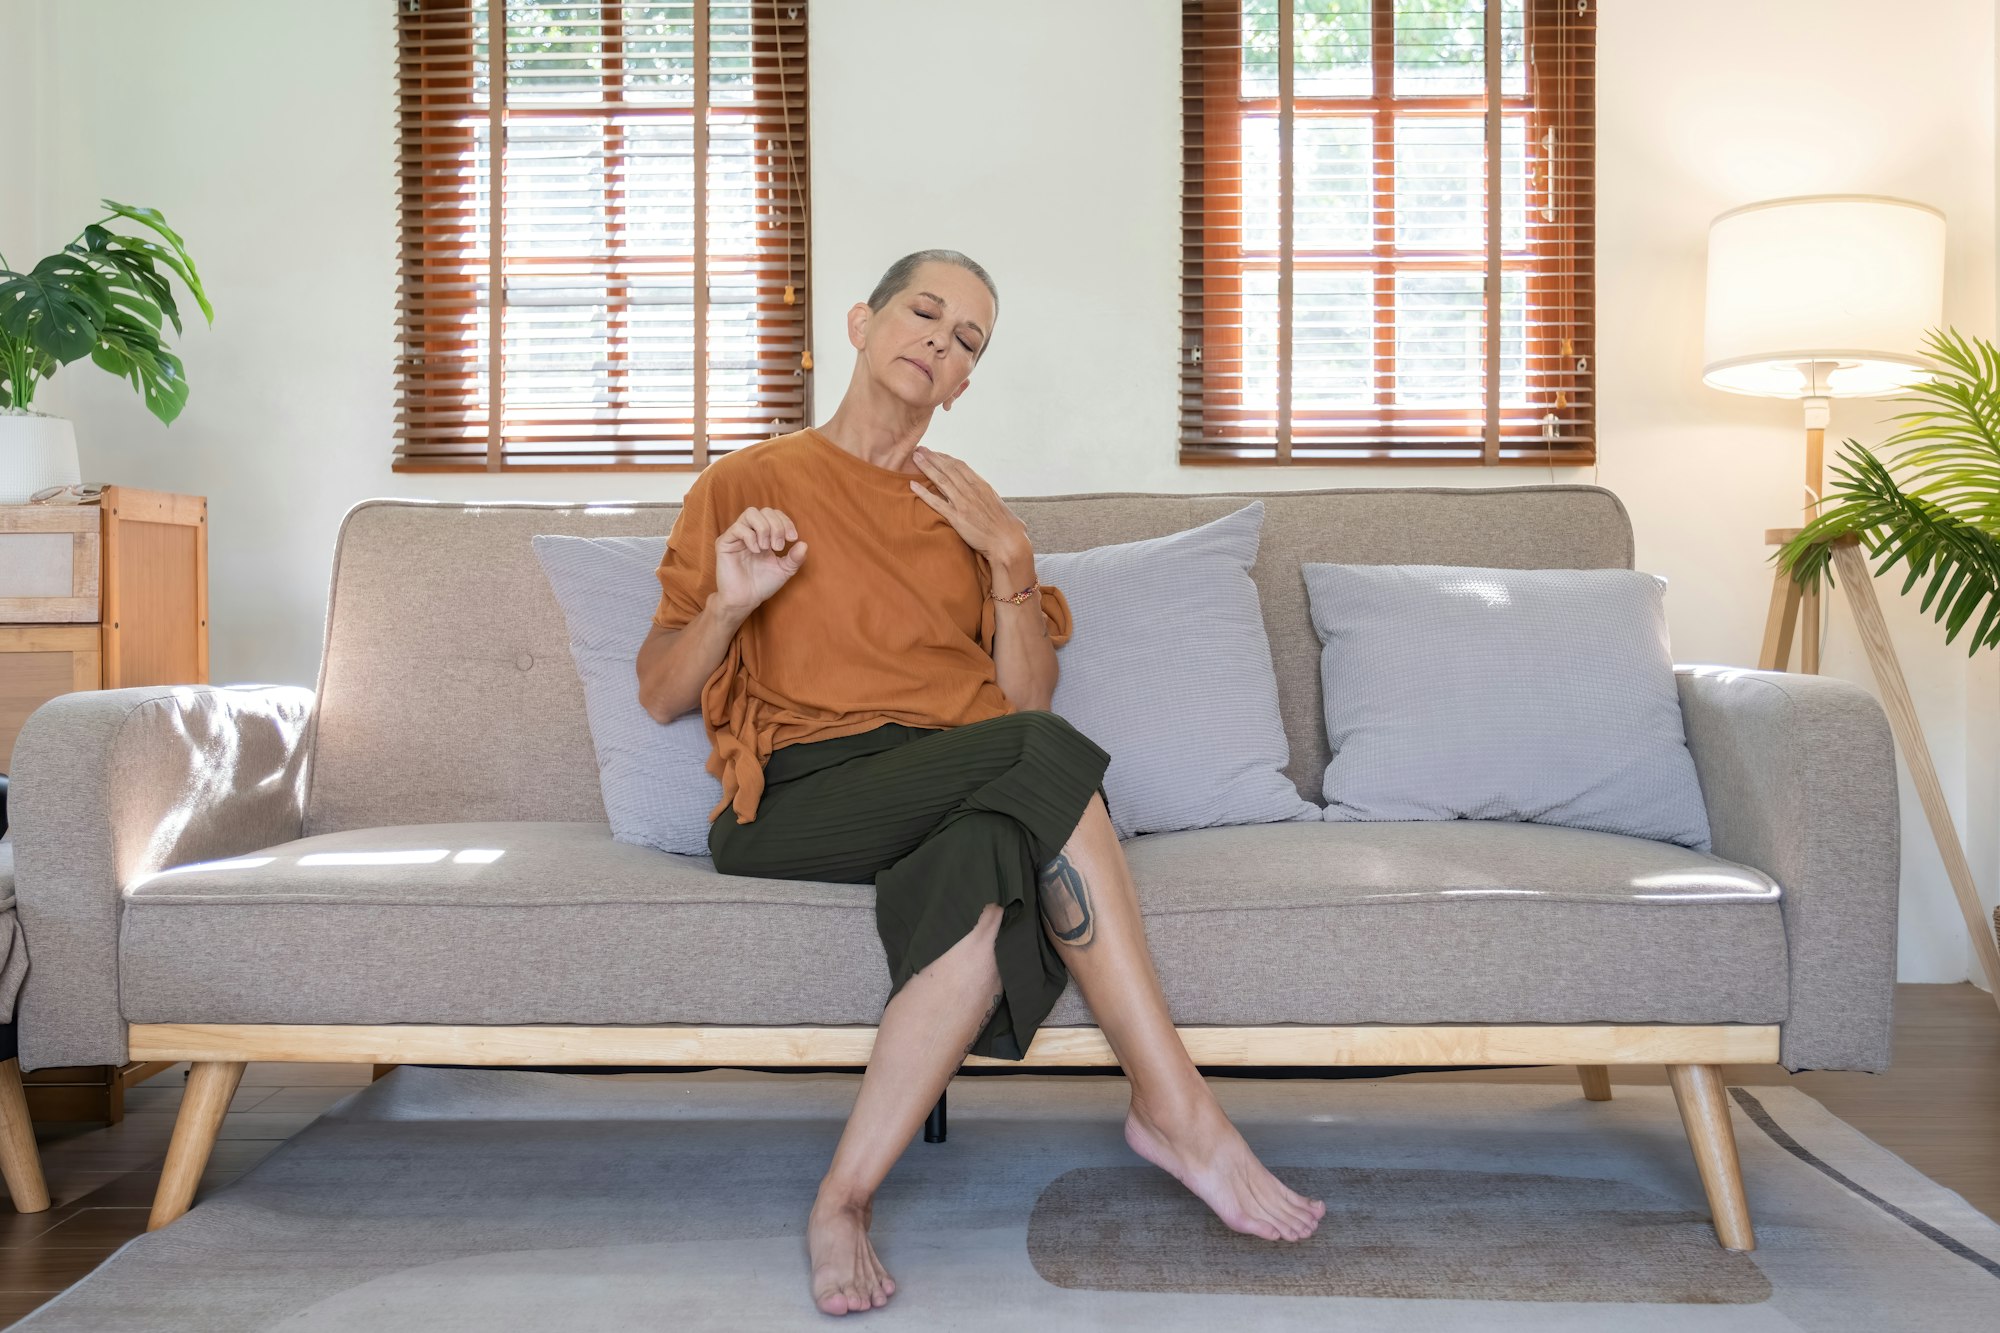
[1703, 195, 1946, 398]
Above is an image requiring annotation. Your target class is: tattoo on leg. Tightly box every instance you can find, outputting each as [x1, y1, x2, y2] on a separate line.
[1038, 852, 1096, 948]
[966, 989, 1004, 1056]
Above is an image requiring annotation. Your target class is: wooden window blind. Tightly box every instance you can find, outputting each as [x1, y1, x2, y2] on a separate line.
[1181, 0, 1594, 465]
[395, 0, 811, 472]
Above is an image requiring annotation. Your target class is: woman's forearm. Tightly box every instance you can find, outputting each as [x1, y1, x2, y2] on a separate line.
[990, 553, 1057, 711]
[636, 592, 751, 723]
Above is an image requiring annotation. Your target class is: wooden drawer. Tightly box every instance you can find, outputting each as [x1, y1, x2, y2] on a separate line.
[0, 507, 99, 623]
[0, 625, 101, 772]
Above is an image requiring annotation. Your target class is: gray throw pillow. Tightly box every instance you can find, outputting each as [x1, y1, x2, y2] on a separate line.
[1301, 563, 1712, 850]
[532, 534, 721, 856]
[1043, 502, 1322, 839]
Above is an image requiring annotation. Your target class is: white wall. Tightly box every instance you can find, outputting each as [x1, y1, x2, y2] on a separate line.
[4, 0, 1995, 983]
[0, 1, 43, 298]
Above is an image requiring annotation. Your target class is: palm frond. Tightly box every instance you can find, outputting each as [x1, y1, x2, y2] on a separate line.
[1777, 442, 2000, 655]
[1866, 327, 2000, 526]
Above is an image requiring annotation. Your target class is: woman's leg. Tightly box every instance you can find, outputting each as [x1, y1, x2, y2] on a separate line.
[1039, 792, 1327, 1242]
[808, 901, 1005, 1316]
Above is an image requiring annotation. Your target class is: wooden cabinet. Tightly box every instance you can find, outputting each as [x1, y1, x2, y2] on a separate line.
[1, 488, 205, 1124]
[0, 627, 100, 769]
[0, 487, 208, 771]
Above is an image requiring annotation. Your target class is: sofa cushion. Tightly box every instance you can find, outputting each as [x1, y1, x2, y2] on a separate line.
[118, 820, 1787, 1028]
[1303, 563, 1712, 850]
[1039, 502, 1322, 838]
[532, 533, 722, 855]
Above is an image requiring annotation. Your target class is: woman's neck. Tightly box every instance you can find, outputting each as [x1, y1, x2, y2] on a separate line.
[815, 399, 934, 473]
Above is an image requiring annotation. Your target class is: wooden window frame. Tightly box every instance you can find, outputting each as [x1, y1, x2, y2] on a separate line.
[394, 0, 812, 473]
[1181, 0, 1595, 467]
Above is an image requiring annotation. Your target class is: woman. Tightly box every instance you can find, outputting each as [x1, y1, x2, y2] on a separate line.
[636, 250, 1324, 1317]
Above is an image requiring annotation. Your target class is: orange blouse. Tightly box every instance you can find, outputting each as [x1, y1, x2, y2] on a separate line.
[651, 427, 1073, 825]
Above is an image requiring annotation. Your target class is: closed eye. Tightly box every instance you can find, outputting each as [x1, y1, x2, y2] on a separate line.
[915, 307, 979, 353]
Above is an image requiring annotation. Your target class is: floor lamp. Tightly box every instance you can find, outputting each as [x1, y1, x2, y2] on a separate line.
[1702, 195, 2000, 1007]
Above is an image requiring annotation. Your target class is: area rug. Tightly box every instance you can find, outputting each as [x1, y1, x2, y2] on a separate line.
[17, 1068, 2000, 1329]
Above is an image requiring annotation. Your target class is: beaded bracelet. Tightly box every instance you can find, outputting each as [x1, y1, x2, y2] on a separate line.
[991, 580, 1039, 606]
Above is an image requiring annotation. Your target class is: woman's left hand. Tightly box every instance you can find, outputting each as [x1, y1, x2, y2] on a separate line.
[908, 446, 1032, 567]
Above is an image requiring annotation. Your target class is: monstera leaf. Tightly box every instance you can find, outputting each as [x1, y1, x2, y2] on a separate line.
[0, 199, 210, 423]
[0, 253, 108, 362]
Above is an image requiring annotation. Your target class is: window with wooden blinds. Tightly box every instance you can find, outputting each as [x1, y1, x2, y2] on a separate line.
[395, 1, 811, 472]
[1182, 0, 1594, 465]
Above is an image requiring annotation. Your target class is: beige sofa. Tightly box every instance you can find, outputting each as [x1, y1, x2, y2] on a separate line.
[8, 485, 1901, 1249]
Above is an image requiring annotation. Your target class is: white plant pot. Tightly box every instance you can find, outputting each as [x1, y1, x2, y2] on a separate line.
[0, 412, 82, 504]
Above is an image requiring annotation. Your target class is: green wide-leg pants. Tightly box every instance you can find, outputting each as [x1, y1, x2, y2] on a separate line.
[707, 710, 1113, 1061]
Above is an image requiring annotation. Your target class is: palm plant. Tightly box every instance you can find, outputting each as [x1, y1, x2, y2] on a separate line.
[0, 200, 212, 425]
[1777, 327, 2000, 657]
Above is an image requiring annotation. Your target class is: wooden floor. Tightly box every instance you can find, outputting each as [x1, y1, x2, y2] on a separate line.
[0, 982, 1992, 1325]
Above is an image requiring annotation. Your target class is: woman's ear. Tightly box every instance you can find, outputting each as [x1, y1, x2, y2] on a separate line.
[846, 301, 871, 350]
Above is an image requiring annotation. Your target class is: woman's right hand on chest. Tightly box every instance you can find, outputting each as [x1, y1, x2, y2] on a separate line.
[715, 506, 808, 615]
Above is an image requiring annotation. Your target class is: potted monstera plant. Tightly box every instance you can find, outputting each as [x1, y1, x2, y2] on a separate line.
[0, 200, 211, 502]
[1777, 327, 2000, 658]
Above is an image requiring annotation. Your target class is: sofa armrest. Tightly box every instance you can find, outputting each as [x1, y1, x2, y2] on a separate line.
[10, 686, 313, 1069]
[1675, 665, 1900, 1073]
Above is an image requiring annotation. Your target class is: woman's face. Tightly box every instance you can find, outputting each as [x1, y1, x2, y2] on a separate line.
[852, 261, 995, 412]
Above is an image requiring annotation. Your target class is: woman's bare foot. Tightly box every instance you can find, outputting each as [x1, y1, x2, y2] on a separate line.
[1124, 1092, 1327, 1242]
[806, 1196, 897, 1316]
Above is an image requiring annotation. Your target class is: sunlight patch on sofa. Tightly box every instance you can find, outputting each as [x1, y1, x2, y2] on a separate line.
[1629, 870, 1780, 900]
[129, 856, 275, 890]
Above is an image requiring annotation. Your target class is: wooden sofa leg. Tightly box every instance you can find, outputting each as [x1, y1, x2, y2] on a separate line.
[1666, 1063, 1755, 1251]
[1576, 1065, 1613, 1101]
[147, 1061, 246, 1231]
[0, 1058, 50, 1213]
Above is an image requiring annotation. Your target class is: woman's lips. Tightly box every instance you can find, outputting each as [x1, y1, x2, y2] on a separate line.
[900, 357, 933, 381]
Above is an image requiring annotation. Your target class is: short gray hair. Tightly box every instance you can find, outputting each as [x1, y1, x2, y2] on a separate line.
[867, 250, 999, 358]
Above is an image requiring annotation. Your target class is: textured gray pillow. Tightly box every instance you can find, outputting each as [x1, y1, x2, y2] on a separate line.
[1301, 563, 1712, 850]
[532, 534, 721, 856]
[1043, 502, 1322, 839]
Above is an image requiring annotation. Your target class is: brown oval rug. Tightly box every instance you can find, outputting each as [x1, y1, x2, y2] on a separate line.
[1029, 1164, 1772, 1302]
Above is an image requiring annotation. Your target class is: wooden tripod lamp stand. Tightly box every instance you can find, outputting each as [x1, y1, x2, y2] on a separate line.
[1703, 196, 2000, 1007]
